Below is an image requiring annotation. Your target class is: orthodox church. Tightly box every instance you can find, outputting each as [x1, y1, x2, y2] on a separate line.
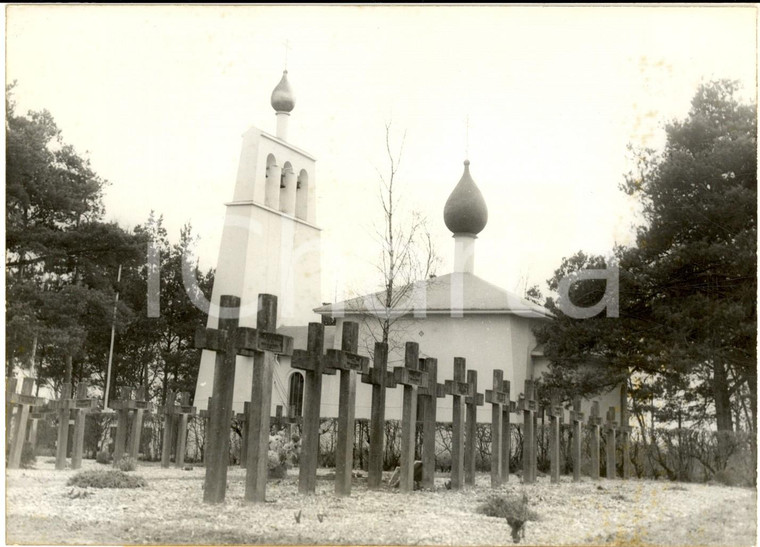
[193, 71, 621, 422]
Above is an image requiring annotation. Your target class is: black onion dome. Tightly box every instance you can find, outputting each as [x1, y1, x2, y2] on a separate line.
[271, 70, 295, 113]
[443, 160, 488, 235]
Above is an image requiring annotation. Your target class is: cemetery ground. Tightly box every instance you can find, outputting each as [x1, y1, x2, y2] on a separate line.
[6, 459, 756, 546]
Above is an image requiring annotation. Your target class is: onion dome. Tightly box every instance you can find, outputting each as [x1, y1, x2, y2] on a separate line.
[271, 70, 295, 113]
[443, 160, 488, 235]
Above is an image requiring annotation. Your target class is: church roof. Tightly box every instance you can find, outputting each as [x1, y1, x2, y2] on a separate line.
[314, 272, 553, 319]
[277, 325, 336, 351]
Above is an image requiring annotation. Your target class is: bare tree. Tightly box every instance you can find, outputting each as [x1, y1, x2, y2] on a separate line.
[352, 122, 439, 357]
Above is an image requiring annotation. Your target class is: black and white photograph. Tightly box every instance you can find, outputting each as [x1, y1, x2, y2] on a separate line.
[4, 5, 758, 545]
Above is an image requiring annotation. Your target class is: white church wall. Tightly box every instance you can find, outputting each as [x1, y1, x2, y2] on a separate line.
[312, 313, 541, 422]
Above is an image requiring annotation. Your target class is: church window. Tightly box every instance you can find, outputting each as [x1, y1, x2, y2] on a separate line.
[287, 371, 304, 418]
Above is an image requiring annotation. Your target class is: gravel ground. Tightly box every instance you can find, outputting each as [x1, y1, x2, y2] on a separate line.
[5, 459, 757, 546]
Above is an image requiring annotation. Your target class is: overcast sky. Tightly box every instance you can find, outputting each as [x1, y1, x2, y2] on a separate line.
[6, 5, 757, 303]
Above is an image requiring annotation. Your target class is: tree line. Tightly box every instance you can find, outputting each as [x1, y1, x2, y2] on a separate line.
[5, 84, 214, 408]
[6, 79, 756, 446]
[533, 81, 756, 452]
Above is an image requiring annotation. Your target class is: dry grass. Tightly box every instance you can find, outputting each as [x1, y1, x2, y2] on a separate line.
[6, 460, 757, 546]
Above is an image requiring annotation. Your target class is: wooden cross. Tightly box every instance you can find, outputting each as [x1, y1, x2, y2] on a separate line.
[7, 378, 45, 469]
[291, 322, 335, 493]
[195, 294, 292, 503]
[417, 356, 445, 490]
[325, 321, 369, 496]
[393, 342, 428, 492]
[240, 294, 294, 503]
[161, 390, 179, 468]
[197, 398, 232, 466]
[28, 401, 55, 453]
[128, 386, 151, 460]
[587, 400, 602, 480]
[605, 406, 618, 480]
[570, 396, 585, 482]
[110, 386, 152, 466]
[485, 370, 507, 488]
[70, 381, 100, 470]
[516, 379, 538, 484]
[174, 392, 195, 468]
[444, 357, 471, 490]
[620, 383, 632, 480]
[360, 341, 395, 489]
[548, 393, 563, 484]
[464, 370, 483, 486]
[54, 378, 75, 470]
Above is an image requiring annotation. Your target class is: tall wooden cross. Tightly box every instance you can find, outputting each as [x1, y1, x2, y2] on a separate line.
[326, 321, 369, 496]
[500, 380, 513, 484]
[417, 356, 445, 490]
[464, 370, 484, 486]
[605, 406, 618, 480]
[548, 393, 563, 484]
[444, 357, 470, 490]
[393, 342, 427, 492]
[516, 379, 538, 484]
[241, 294, 293, 503]
[195, 294, 244, 503]
[570, 396, 585, 482]
[7, 378, 45, 469]
[291, 322, 335, 493]
[196, 294, 292, 503]
[361, 341, 395, 489]
[70, 381, 100, 470]
[485, 370, 507, 488]
[588, 401, 602, 480]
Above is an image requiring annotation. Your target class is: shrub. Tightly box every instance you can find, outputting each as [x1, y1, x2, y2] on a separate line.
[476, 494, 538, 522]
[67, 470, 147, 489]
[116, 456, 136, 472]
[268, 428, 298, 478]
[96, 451, 111, 464]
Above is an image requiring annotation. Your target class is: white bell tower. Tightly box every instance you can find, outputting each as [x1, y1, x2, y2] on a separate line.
[193, 70, 322, 411]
